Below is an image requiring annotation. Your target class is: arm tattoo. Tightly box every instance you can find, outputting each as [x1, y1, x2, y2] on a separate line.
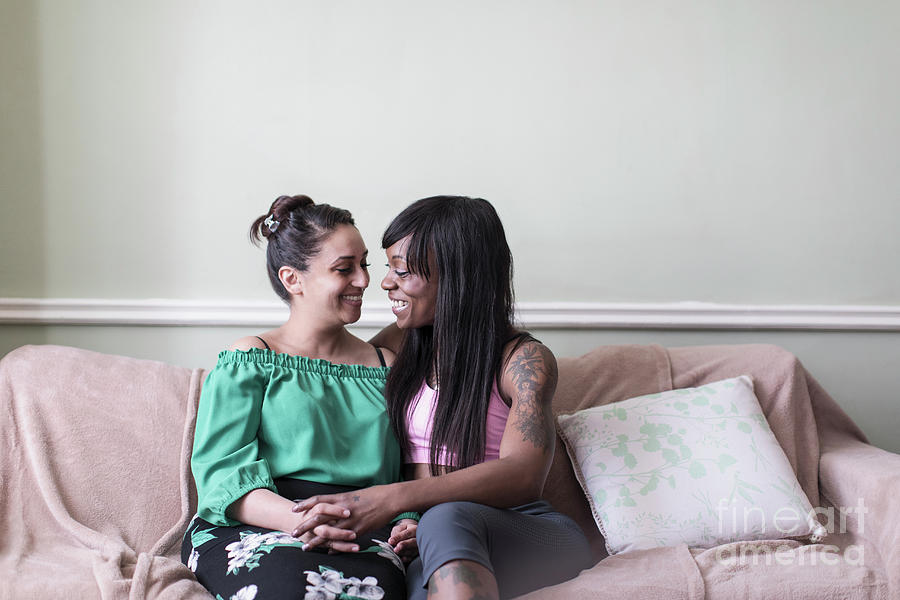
[506, 343, 557, 451]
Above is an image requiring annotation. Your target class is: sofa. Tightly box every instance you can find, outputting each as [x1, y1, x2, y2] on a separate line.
[1, 343, 897, 599]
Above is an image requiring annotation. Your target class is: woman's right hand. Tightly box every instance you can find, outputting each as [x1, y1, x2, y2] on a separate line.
[292, 501, 361, 553]
[291, 484, 402, 547]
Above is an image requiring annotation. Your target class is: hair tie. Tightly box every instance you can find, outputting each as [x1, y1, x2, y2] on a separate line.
[264, 214, 280, 233]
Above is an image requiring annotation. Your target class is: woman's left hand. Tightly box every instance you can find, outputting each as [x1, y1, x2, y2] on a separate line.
[388, 519, 418, 562]
[291, 484, 400, 547]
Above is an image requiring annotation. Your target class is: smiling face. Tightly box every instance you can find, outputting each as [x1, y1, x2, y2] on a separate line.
[287, 224, 371, 325]
[382, 235, 438, 329]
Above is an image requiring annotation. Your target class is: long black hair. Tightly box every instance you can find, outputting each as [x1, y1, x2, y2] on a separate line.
[383, 196, 516, 474]
[250, 195, 355, 303]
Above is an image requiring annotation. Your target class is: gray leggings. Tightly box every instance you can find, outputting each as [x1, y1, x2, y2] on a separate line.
[407, 500, 592, 600]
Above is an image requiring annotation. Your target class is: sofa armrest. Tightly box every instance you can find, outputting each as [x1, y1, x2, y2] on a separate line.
[819, 437, 900, 517]
[818, 437, 900, 587]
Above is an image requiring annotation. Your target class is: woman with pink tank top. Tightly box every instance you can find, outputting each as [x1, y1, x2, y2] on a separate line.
[294, 196, 591, 599]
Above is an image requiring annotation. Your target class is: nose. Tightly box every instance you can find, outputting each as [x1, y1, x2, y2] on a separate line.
[381, 271, 396, 290]
[353, 266, 370, 289]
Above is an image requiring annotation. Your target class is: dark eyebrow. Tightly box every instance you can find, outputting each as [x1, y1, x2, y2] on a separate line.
[330, 250, 368, 266]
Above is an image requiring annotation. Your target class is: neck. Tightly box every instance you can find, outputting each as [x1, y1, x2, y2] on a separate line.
[275, 308, 351, 361]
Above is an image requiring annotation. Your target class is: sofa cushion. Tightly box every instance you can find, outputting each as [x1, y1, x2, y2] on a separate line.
[558, 375, 826, 555]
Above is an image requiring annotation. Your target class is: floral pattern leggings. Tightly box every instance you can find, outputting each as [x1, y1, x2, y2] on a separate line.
[181, 479, 407, 600]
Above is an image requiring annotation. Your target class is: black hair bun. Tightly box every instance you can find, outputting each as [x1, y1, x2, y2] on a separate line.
[250, 194, 315, 243]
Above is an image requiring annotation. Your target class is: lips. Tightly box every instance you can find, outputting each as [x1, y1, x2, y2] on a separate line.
[341, 294, 363, 305]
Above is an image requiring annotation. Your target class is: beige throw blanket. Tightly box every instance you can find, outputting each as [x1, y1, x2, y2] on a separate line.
[0, 345, 210, 599]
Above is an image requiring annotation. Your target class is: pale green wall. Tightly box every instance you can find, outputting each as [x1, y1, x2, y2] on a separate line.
[1, 2, 898, 451]
[1, 0, 898, 302]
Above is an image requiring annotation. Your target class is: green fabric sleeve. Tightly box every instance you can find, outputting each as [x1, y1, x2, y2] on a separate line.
[191, 358, 278, 526]
[391, 511, 421, 523]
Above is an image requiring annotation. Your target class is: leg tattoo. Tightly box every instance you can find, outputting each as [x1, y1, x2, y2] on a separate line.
[428, 561, 499, 600]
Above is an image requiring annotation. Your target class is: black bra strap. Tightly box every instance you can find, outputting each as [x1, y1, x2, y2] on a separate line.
[374, 347, 386, 368]
[255, 336, 271, 351]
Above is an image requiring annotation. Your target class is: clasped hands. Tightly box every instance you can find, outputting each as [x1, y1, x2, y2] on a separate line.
[289, 488, 417, 562]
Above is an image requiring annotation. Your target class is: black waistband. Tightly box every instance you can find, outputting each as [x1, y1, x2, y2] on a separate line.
[274, 477, 362, 501]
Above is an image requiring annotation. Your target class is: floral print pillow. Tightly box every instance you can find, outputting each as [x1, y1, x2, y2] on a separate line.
[557, 375, 827, 555]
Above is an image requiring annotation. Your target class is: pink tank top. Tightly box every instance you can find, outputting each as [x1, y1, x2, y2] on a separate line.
[404, 380, 510, 464]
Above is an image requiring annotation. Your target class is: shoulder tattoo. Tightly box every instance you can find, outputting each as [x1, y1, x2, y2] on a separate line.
[505, 343, 557, 451]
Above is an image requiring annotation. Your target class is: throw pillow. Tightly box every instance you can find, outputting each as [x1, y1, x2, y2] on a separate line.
[557, 375, 827, 555]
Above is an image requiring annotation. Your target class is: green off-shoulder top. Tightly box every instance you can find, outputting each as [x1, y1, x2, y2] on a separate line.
[191, 348, 402, 526]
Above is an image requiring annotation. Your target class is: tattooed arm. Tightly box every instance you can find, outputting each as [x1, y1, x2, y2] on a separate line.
[292, 339, 558, 542]
[495, 339, 558, 495]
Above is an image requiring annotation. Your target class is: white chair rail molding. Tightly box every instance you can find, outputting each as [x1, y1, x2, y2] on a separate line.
[2, 298, 900, 330]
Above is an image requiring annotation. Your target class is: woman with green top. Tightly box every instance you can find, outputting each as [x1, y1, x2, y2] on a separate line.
[181, 195, 417, 600]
